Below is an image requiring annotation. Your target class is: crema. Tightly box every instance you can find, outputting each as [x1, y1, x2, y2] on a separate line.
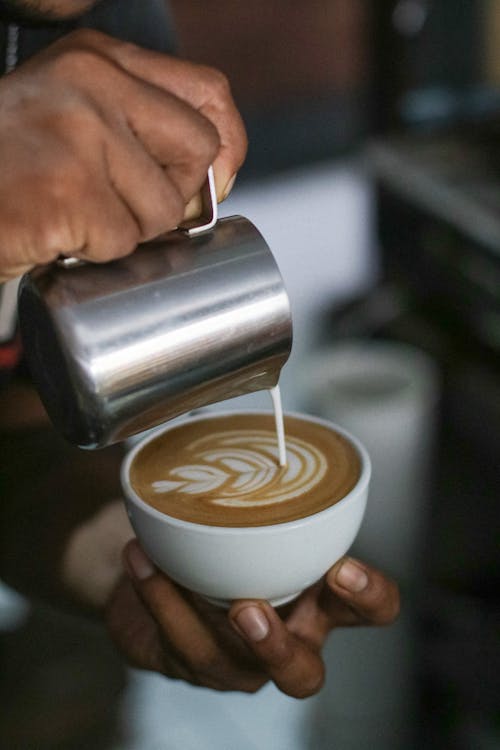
[130, 413, 361, 527]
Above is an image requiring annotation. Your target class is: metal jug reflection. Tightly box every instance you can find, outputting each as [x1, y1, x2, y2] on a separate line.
[18, 172, 292, 448]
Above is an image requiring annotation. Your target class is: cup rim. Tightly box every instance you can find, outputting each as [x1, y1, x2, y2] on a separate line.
[303, 339, 440, 411]
[121, 409, 371, 535]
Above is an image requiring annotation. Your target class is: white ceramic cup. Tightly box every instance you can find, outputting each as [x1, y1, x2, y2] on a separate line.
[121, 411, 371, 607]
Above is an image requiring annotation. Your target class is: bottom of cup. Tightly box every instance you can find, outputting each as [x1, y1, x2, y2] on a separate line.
[202, 590, 303, 609]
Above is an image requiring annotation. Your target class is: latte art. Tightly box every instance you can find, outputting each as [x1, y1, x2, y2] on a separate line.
[152, 430, 328, 507]
[130, 414, 361, 527]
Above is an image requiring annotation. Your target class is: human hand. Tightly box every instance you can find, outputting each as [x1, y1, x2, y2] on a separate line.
[62, 500, 134, 610]
[0, 29, 247, 280]
[106, 539, 400, 698]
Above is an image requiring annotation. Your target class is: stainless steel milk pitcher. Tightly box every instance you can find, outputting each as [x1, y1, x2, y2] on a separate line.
[18, 173, 292, 448]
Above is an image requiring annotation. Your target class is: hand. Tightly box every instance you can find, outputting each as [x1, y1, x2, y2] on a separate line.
[106, 540, 400, 698]
[0, 29, 247, 280]
[62, 500, 134, 610]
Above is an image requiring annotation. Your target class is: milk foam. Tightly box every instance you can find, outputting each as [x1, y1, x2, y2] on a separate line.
[152, 429, 327, 507]
[270, 385, 287, 466]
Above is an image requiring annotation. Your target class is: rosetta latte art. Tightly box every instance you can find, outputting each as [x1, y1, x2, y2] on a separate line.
[151, 430, 328, 507]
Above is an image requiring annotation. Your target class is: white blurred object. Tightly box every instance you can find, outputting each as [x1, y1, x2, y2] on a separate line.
[302, 338, 440, 583]
[221, 160, 377, 412]
[392, 0, 429, 37]
[0, 582, 30, 632]
[301, 338, 440, 749]
[118, 671, 315, 750]
[307, 611, 418, 750]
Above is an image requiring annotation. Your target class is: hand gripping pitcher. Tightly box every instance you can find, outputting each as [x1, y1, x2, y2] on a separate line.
[18, 170, 292, 448]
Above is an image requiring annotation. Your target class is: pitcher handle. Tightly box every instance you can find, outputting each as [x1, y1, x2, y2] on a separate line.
[179, 166, 218, 237]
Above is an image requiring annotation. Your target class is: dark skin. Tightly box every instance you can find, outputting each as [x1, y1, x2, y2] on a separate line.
[0, 2, 400, 698]
[0, 27, 246, 281]
[107, 541, 400, 698]
[1, 383, 400, 699]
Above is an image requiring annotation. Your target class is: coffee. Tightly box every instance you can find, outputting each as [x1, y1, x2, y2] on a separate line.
[130, 413, 361, 527]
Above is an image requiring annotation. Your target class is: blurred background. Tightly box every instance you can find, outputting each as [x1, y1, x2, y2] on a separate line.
[1, 1, 499, 748]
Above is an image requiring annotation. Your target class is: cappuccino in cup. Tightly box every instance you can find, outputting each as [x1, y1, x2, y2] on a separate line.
[122, 411, 370, 606]
[130, 413, 361, 527]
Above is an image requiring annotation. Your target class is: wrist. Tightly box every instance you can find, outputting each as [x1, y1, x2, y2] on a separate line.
[61, 499, 134, 611]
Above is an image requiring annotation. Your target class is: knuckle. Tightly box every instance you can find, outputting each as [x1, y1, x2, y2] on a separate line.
[48, 34, 116, 84]
[199, 65, 232, 101]
[59, 28, 108, 50]
[36, 188, 78, 257]
[54, 104, 103, 147]
[49, 46, 99, 80]
[90, 221, 140, 262]
[151, 187, 184, 233]
[165, 188, 186, 227]
[385, 583, 402, 623]
[57, 30, 151, 80]
[150, 181, 188, 231]
[205, 121, 222, 157]
[371, 578, 401, 625]
[188, 119, 220, 166]
[268, 639, 296, 672]
[190, 645, 221, 676]
[36, 218, 72, 263]
[114, 218, 142, 254]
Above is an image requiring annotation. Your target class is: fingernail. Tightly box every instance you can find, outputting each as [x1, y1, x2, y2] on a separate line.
[234, 606, 269, 642]
[183, 193, 202, 221]
[335, 559, 369, 593]
[126, 543, 155, 581]
[221, 173, 237, 201]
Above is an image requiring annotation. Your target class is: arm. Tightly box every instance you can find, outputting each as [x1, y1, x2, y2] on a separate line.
[0, 28, 398, 695]
[0, 25, 246, 597]
[0, 382, 129, 612]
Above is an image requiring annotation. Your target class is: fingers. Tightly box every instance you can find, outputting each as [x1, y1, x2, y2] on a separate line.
[102, 88, 219, 242]
[117, 543, 399, 699]
[124, 540, 220, 664]
[49, 33, 222, 241]
[0, 29, 246, 277]
[122, 540, 264, 692]
[124, 541, 326, 698]
[62, 499, 133, 609]
[188, 68, 246, 202]
[229, 600, 325, 699]
[227, 559, 399, 698]
[323, 557, 401, 627]
[106, 575, 182, 677]
[89, 30, 247, 199]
